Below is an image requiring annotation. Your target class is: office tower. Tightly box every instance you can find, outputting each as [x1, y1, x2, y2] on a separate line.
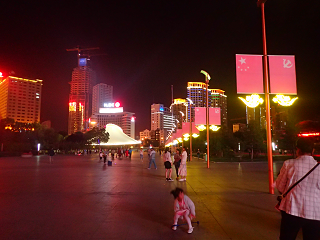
[92, 83, 113, 115]
[68, 57, 96, 135]
[151, 103, 174, 142]
[170, 98, 188, 129]
[187, 82, 228, 128]
[0, 76, 42, 123]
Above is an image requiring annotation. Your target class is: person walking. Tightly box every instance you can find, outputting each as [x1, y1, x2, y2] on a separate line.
[111, 149, 115, 160]
[173, 149, 181, 180]
[128, 148, 132, 159]
[103, 150, 107, 164]
[275, 138, 320, 239]
[139, 149, 144, 162]
[178, 147, 188, 181]
[99, 151, 103, 162]
[49, 148, 55, 164]
[148, 148, 157, 169]
[163, 148, 173, 181]
[197, 149, 200, 159]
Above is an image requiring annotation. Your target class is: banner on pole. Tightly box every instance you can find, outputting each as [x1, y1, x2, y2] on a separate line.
[194, 107, 221, 125]
[269, 55, 297, 95]
[182, 122, 200, 134]
[236, 54, 264, 94]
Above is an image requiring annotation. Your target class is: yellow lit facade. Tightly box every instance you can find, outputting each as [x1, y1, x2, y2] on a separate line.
[0, 76, 42, 123]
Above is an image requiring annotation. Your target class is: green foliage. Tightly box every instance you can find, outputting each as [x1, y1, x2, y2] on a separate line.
[84, 128, 110, 144]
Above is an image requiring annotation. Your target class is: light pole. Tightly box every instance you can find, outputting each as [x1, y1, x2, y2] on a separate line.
[201, 70, 211, 168]
[258, 0, 274, 194]
[186, 98, 193, 161]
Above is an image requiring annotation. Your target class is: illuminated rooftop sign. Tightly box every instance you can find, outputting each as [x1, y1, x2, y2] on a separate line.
[103, 102, 121, 108]
[79, 58, 87, 66]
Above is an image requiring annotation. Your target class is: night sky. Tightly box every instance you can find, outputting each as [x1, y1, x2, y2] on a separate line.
[1, 1, 320, 134]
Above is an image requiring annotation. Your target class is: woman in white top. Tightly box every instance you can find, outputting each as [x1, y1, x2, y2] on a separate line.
[179, 147, 188, 181]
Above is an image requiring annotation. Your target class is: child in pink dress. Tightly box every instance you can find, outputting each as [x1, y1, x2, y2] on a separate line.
[170, 187, 196, 234]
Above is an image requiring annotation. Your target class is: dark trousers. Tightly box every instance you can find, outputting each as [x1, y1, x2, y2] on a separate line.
[280, 211, 320, 240]
[174, 162, 180, 177]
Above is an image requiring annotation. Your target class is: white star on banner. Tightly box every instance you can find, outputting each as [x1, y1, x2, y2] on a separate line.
[239, 57, 246, 65]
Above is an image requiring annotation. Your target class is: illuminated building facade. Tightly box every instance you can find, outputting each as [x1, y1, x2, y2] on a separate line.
[90, 102, 135, 138]
[92, 83, 113, 114]
[140, 129, 150, 141]
[151, 103, 174, 142]
[170, 98, 188, 129]
[187, 82, 227, 128]
[68, 58, 96, 134]
[0, 76, 42, 123]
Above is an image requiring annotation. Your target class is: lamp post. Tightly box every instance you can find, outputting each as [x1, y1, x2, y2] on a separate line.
[201, 70, 211, 168]
[257, 0, 274, 194]
[186, 98, 193, 161]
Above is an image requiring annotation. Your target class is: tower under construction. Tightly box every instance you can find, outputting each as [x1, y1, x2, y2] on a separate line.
[67, 47, 98, 135]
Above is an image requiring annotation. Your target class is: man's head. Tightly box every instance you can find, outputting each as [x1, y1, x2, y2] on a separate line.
[296, 138, 314, 156]
[183, 147, 186, 152]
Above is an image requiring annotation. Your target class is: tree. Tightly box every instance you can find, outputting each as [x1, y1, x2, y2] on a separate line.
[243, 120, 266, 159]
[84, 128, 110, 145]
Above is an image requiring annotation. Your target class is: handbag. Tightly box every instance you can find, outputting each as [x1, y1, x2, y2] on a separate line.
[275, 162, 320, 211]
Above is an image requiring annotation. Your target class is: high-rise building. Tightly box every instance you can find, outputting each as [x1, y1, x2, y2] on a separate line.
[210, 89, 228, 128]
[170, 98, 188, 129]
[187, 82, 227, 128]
[0, 76, 42, 123]
[68, 57, 96, 135]
[151, 103, 174, 142]
[92, 83, 113, 115]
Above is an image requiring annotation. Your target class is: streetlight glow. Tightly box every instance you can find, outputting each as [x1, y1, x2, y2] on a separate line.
[210, 125, 221, 131]
[272, 94, 298, 106]
[239, 94, 264, 108]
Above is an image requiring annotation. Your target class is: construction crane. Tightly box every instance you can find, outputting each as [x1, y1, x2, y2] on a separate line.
[66, 46, 101, 66]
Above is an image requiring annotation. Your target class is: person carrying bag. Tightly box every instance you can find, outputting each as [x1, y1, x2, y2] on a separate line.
[274, 138, 320, 240]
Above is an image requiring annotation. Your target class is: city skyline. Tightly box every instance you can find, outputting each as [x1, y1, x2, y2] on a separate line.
[0, 1, 319, 134]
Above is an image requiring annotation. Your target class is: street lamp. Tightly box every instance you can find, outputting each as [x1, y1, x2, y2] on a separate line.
[258, 0, 274, 194]
[186, 98, 193, 161]
[200, 70, 211, 168]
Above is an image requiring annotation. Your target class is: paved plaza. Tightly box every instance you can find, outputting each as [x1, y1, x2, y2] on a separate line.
[0, 152, 304, 240]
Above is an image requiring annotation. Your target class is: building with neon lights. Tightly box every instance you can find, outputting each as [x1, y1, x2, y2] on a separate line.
[151, 103, 174, 132]
[0, 76, 42, 123]
[187, 82, 227, 128]
[68, 58, 96, 134]
[170, 98, 188, 129]
[90, 102, 135, 139]
[92, 83, 113, 115]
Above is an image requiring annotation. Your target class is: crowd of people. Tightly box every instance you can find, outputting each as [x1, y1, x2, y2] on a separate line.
[98, 148, 133, 164]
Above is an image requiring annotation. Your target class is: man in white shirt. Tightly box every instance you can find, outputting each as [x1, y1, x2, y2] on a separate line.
[275, 138, 320, 239]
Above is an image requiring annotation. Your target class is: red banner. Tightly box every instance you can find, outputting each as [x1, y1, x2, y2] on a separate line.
[269, 55, 297, 94]
[194, 107, 221, 125]
[182, 122, 199, 134]
[236, 54, 264, 94]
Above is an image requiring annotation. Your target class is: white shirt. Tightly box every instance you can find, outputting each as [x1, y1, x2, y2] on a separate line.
[181, 151, 188, 164]
[275, 155, 320, 220]
[163, 152, 171, 163]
